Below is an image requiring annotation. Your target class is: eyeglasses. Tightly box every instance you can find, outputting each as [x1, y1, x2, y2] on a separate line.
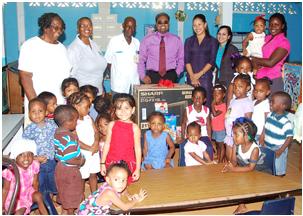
[50, 24, 63, 32]
[157, 21, 169, 25]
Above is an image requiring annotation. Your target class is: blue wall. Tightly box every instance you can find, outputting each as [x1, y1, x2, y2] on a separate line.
[23, 4, 99, 45]
[2, 2, 302, 64]
[3, 3, 19, 64]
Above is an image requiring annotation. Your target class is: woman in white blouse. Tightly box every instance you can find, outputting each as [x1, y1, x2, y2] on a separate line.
[68, 17, 107, 95]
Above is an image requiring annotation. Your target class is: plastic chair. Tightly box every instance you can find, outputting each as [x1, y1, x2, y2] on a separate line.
[243, 196, 295, 215]
[178, 142, 186, 167]
[255, 146, 276, 175]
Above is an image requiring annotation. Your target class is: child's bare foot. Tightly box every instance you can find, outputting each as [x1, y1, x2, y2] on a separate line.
[233, 204, 247, 214]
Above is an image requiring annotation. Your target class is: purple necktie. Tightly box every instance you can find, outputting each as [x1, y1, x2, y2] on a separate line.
[159, 36, 166, 77]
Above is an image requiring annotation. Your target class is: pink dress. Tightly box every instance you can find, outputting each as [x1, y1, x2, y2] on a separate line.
[106, 121, 136, 177]
[2, 160, 40, 214]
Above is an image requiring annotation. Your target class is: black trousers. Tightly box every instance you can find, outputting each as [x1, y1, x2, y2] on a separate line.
[146, 69, 178, 84]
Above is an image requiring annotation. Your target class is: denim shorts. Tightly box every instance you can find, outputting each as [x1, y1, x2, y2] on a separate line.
[267, 145, 288, 175]
[39, 159, 57, 194]
[212, 130, 226, 143]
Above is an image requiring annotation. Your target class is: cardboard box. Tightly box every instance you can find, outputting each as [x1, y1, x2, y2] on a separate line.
[133, 84, 194, 136]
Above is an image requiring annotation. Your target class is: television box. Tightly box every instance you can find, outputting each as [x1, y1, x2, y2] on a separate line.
[133, 84, 194, 137]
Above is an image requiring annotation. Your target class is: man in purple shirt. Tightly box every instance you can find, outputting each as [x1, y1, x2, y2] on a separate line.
[138, 12, 184, 84]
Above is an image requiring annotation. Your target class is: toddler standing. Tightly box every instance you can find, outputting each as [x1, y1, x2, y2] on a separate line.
[252, 78, 271, 143]
[68, 92, 100, 193]
[211, 84, 227, 163]
[142, 111, 175, 170]
[222, 117, 261, 214]
[184, 122, 214, 166]
[101, 93, 142, 182]
[2, 139, 47, 215]
[78, 161, 147, 215]
[260, 91, 293, 176]
[53, 105, 85, 215]
[242, 15, 266, 58]
[225, 74, 254, 162]
[181, 86, 213, 159]
[38, 91, 57, 120]
[22, 98, 58, 195]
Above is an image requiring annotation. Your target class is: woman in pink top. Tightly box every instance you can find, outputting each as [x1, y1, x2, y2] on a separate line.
[252, 13, 290, 93]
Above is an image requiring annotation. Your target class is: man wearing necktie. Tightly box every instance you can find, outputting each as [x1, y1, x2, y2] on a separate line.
[138, 12, 184, 84]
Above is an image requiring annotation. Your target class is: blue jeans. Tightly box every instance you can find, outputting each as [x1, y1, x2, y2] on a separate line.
[267, 145, 288, 176]
[39, 159, 57, 194]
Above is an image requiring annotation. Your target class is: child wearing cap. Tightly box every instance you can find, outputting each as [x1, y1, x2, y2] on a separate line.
[2, 139, 48, 215]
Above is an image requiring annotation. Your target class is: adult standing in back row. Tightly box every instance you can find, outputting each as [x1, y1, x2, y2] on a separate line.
[68, 17, 107, 95]
[184, 14, 218, 108]
[138, 12, 184, 84]
[19, 13, 71, 125]
[105, 17, 140, 95]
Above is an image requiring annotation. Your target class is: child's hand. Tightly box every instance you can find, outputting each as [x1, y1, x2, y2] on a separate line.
[132, 168, 140, 181]
[221, 161, 233, 173]
[275, 148, 284, 158]
[101, 164, 106, 176]
[133, 189, 148, 202]
[90, 143, 99, 155]
[36, 156, 48, 164]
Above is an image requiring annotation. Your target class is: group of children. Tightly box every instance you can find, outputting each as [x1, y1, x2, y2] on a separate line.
[2, 15, 298, 215]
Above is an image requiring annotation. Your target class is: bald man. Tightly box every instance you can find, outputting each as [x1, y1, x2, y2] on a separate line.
[105, 17, 140, 95]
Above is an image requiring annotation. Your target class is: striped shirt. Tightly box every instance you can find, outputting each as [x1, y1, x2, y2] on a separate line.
[54, 128, 82, 167]
[264, 112, 293, 147]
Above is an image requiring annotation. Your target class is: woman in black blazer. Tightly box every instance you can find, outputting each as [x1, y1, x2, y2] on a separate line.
[215, 25, 239, 88]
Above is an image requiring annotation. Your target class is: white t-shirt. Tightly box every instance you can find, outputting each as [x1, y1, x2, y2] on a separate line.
[68, 35, 107, 94]
[186, 105, 209, 137]
[18, 36, 71, 105]
[246, 32, 265, 58]
[104, 34, 140, 93]
[252, 99, 270, 135]
[76, 115, 95, 147]
[184, 140, 207, 166]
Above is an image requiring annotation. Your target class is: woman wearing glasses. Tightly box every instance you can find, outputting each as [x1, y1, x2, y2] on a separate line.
[68, 17, 107, 95]
[138, 12, 184, 84]
[19, 12, 71, 125]
[184, 14, 218, 108]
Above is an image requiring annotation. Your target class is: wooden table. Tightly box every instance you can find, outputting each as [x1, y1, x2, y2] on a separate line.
[124, 164, 301, 214]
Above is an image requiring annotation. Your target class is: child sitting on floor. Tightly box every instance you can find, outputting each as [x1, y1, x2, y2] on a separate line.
[38, 91, 57, 120]
[2, 139, 48, 215]
[181, 86, 214, 160]
[184, 122, 214, 166]
[142, 111, 175, 170]
[22, 98, 58, 196]
[77, 161, 147, 215]
[260, 91, 293, 176]
[222, 117, 261, 214]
